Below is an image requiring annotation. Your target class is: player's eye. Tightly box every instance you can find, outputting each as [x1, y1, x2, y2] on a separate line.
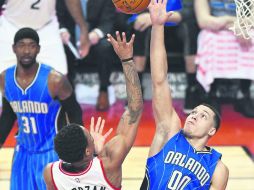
[16, 43, 25, 48]
[201, 114, 207, 119]
[191, 110, 197, 115]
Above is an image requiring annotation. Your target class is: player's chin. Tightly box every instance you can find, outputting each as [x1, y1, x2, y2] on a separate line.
[20, 60, 34, 68]
[183, 127, 194, 137]
[184, 123, 195, 131]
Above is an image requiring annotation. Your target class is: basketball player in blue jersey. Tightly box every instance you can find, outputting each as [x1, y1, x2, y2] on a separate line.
[140, 1, 229, 190]
[0, 27, 83, 190]
[43, 31, 143, 190]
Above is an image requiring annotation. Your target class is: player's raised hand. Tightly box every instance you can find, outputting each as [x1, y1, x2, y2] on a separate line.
[107, 31, 135, 60]
[148, 0, 174, 26]
[90, 117, 113, 154]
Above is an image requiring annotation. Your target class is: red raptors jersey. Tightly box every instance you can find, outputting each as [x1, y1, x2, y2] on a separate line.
[51, 157, 121, 190]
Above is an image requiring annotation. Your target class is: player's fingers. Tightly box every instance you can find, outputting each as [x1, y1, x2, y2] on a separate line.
[150, 0, 156, 5]
[90, 117, 95, 132]
[122, 32, 127, 43]
[95, 117, 102, 132]
[129, 34, 135, 45]
[116, 31, 122, 42]
[99, 119, 105, 134]
[162, 0, 167, 6]
[158, 0, 163, 4]
[107, 34, 111, 42]
[103, 128, 113, 139]
[107, 33, 116, 46]
[148, 2, 152, 10]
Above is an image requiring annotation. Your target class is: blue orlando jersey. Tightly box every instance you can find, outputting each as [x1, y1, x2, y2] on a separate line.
[145, 131, 221, 190]
[5, 64, 61, 152]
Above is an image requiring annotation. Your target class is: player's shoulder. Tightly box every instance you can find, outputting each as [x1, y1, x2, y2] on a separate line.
[0, 70, 6, 81]
[43, 163, 55, 188]
[48, 69, 66, 85]
[0, 70, 7, 90]
[215, 160, 229, 176]
[47, 68, 72, 98]
[211, 159, 229, 189]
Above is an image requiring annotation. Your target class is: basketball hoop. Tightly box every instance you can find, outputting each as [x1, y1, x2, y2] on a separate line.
[230, 0, 254, 39]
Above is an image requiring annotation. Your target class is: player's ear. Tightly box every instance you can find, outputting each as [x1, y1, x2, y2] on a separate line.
[12, 44, 16, 54]
[85, 148, 91, 156]
[37, 45, 41, 53]
[208, 127, 216, 137]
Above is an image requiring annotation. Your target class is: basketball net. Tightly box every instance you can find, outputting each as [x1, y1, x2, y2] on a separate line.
[230, 0, 254, 39]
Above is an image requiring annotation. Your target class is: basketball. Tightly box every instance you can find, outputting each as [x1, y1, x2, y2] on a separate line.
[113, 0, 150, 14]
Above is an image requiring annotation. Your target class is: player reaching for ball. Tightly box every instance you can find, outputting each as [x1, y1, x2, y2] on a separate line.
[140, 0, 229, 189]
[43, 31, 143, 190]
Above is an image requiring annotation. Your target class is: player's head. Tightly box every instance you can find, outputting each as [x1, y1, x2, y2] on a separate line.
[54, 123, 95, 163]
[12, 27, 40, 69]
[183, 103, 221, 139]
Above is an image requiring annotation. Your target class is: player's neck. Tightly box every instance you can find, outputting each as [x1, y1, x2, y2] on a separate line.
[16, 63, 39, 89]
[186, 137, 209, 152]
[69, 158, 92, 172]
[17, 62, 39, 76]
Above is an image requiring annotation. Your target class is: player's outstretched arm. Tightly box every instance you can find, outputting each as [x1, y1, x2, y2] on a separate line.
[48, 71, 83, 125]
[102, 31, 143, 167]
[148, 0, 181, 157]
[210, 160, 229, 190]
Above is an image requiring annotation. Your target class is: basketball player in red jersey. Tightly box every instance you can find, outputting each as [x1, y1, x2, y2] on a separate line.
[43, 31, 143, 189]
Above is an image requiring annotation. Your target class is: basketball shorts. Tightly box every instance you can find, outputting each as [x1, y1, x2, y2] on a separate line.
[10, 145, 59, 190]
[0, 15, 67, 74]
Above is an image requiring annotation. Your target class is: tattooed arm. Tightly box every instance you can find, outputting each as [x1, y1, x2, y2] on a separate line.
[100, 32, 143, 168]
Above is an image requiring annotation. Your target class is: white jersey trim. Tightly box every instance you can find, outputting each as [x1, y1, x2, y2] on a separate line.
[58, 160, 93, 176]
[51, 158, 122, 190]
[98, 157, 122, 190]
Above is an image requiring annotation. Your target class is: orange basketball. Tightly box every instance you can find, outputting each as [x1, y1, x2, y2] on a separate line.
[113, 0, 150, 14]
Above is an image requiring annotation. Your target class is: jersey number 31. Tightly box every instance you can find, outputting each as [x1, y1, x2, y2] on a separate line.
[22, 116, 38, 134]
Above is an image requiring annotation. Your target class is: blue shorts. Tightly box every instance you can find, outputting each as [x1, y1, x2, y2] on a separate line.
[10, 145, 58, 190]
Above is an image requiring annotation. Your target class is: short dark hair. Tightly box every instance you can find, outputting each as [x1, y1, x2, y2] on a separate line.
[200, 103, 221, 131]
[14, 27, 40, 45]
[54, 123, 88, 163]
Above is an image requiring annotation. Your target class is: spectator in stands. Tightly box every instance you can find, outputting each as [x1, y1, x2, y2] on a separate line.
[57, 0, 80, 87]
[194, 0, 254, 117]
[58, 0, 117, 111]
